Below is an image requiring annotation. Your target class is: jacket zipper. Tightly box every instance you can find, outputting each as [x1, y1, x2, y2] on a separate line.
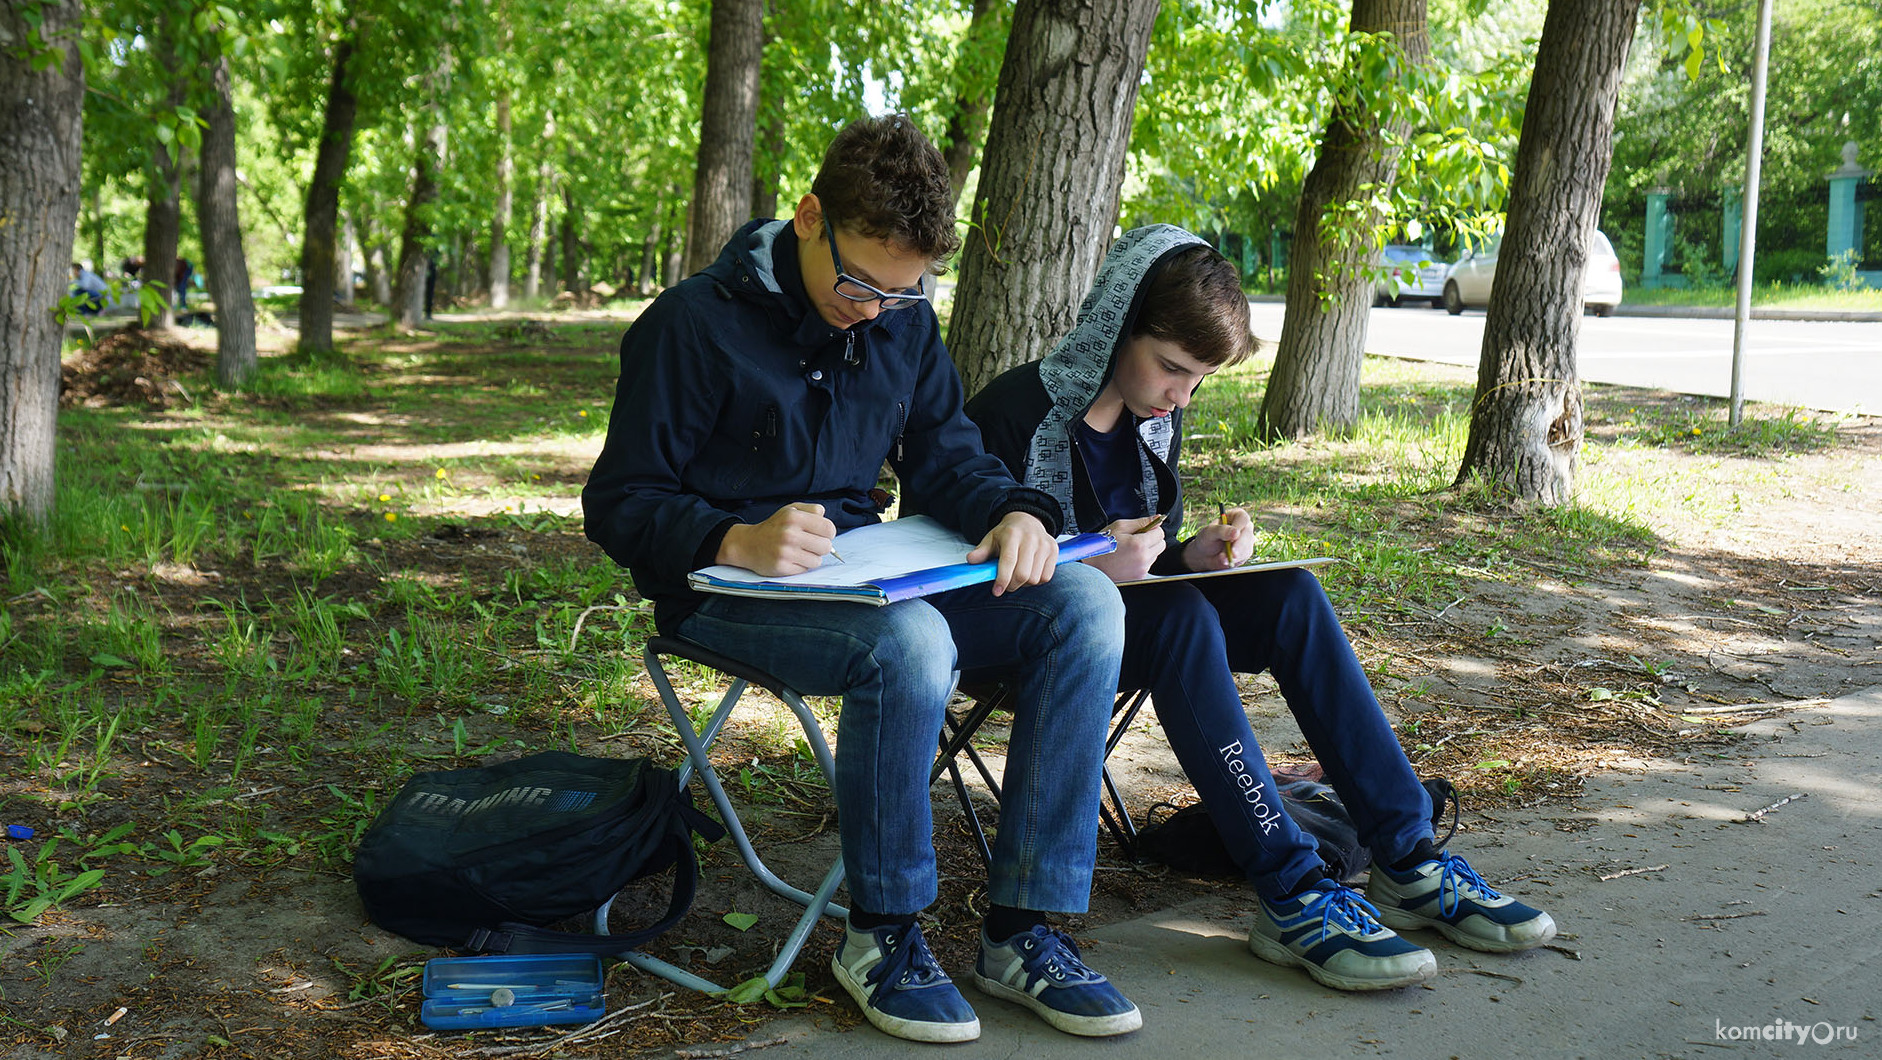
[894, 401, 907, 462]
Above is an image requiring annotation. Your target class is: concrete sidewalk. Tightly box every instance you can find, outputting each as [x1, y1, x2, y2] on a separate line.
[755, 687, 1881, 1058]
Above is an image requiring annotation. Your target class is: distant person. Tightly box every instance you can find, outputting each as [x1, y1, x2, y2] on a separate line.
[69, 262, 109, 315]
[173, 257, 194, 308]
[961, 225, 1558, 993]
[423, 254, 438, 319]
[120, 256, 145, 282]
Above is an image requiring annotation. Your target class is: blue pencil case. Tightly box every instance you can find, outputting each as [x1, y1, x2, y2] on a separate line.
[420, 954, 606, 1031]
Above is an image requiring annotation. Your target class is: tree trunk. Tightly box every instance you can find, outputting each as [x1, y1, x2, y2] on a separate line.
[750, 107, 782, 221]
[489, 89, 513, 308]
[141, 60, 187, 330]
[638, 189, 664, 295]
[683, 0, 763, 277]
[335, 212, 356, 307]
[392, 94, 449, 329]
[560, 186, 584, 297]
[524, 110, 554, 301]
[947, 0, 1163, 396]
[192, 53, 258, 389]
[663, 200, 686, 287]
[0, 0, 83, 526]
[941, 0, 1005, 209]
[298, 36, 358, 356]
[1454, 0, 1643, 503]
[367, 241, 392, 305]
[1254, 0, 1431, 440]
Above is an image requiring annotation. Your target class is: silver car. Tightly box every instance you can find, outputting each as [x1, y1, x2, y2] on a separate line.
[1441, 229, 1624, 317]
[1374, 244, 1448, 307]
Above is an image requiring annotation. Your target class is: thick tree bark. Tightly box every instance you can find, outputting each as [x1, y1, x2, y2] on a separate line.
[298, 37, 358, 355]
[1254, 0, 1431, 440]
[489, 90, 513, 308]
[192, 53, 258, 389]
[524, 110, 554, 301]
[683, 0, 763, 276]
[947, 0, 1163, 396]
[0, 0, 84, 526]
[392, 99, 449, 328]
[941, 0, 1005, 209]
[1454, 0, 1643, 503]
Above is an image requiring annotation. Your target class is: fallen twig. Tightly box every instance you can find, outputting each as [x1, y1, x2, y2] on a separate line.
[464, 993, 670, 1057]
[675, 1036, 790, 1059]
[1599, 864, 1668, 882]
[1741, 792, 1808, 823]
[1682, 911, 1766, 922]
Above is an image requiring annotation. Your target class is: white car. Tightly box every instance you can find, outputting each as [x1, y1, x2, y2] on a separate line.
[1441, 229, 1624, 317]
[1373, 245, 1448, 307]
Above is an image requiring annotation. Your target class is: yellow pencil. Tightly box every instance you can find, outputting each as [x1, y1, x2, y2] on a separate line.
[1133, 513, 1166, 535]
[1218, 504, 1234, 566]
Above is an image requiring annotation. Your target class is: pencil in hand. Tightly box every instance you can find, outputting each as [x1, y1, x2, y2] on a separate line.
[1133, 513, 1166, 535]
[1218, 504, 1234, 567]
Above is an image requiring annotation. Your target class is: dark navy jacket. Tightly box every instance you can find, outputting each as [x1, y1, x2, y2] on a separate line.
[582, 219, 1061, 631]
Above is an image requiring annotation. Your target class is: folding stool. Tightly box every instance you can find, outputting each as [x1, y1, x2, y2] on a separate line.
[593, 635, 849, 995]
[933, 681, 1155, 870]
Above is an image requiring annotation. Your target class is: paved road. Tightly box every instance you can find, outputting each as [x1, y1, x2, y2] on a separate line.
[1246, 302, 1882, 415]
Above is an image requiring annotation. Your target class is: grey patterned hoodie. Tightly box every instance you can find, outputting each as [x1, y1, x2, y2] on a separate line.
[963, 224, 1209, 576]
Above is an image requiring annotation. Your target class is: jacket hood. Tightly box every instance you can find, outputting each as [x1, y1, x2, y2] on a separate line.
[701, 218, 916, 355]
[1024, 224, 1208, 529]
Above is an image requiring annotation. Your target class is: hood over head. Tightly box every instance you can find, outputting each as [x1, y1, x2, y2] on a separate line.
[1024, 224, 1209, 529]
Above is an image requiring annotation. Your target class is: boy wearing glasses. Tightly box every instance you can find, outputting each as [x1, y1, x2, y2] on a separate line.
[583, 115, 1139, 1043]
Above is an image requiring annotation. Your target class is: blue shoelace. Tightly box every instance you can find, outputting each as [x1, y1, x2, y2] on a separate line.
[1310, 883, 1389, 937]
[1433, 852, 1502, 917]
[865, 923, 950, 1002]
[1013, 926, 1105, 986]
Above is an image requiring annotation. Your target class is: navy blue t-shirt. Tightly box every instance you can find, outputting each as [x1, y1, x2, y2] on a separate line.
[1074, 416, 1149, 526]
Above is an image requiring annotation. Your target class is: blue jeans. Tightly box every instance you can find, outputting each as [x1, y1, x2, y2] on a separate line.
[676, 561, 1124, 916]
[1117, 568, 1432, 900]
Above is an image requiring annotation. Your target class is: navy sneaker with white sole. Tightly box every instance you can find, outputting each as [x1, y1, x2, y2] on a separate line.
[973, 925, 1142, 1037]
[1248, 878, 1437, 991]
[831, 921, 979, 1043]
[1367, 850, 1558, 953]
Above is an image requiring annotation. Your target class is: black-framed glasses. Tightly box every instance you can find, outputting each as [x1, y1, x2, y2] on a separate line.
[824, 223, 927, 310]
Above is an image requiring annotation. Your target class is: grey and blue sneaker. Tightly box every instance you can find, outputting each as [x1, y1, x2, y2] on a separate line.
[1367, 850, 1558, 953]
[973, 925, 1142, 1036]
[1248, 879, 1437, 991]
[831, 921, 980, 1043]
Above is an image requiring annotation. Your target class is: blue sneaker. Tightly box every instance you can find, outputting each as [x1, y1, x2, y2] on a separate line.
[973, 925, 1142, 1037]
[1367, 851, 1558, 953]
[831, 921, 979, 1043]
[1248, 879, 1437, 991]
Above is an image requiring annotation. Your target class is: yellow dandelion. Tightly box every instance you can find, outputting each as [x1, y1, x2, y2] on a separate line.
[531, 473, 540, 480]
[1691, 427, 1702, 436]
[120, 524, 130, 532]
[435, 468, 447, 479]
[578, 410, 589, 418]
[385, 512, 398, 522]
[378, 493, 391, 502]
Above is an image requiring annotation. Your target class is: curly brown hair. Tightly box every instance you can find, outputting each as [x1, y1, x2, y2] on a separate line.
[811, 114, 962, 263]
[1132, 245, 1256, 368]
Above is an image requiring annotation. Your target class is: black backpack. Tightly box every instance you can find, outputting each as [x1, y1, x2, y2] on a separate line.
[1130, 776, 1459, 882]
[354, 751, 724, 955]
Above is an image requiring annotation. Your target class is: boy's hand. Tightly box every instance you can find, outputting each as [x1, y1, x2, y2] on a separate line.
[1183, 506, 1253, 571]
[966, 511, 1057, 595]
[1085, 515, 1167, 583]
[718, 502, 837, 576]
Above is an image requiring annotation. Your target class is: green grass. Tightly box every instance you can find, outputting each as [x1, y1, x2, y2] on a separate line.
[0, 316, 1860, 925]
[1621, 282, 1882, 311]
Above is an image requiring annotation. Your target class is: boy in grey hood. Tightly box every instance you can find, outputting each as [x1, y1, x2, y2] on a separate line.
[963, 225, 1557, 992]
